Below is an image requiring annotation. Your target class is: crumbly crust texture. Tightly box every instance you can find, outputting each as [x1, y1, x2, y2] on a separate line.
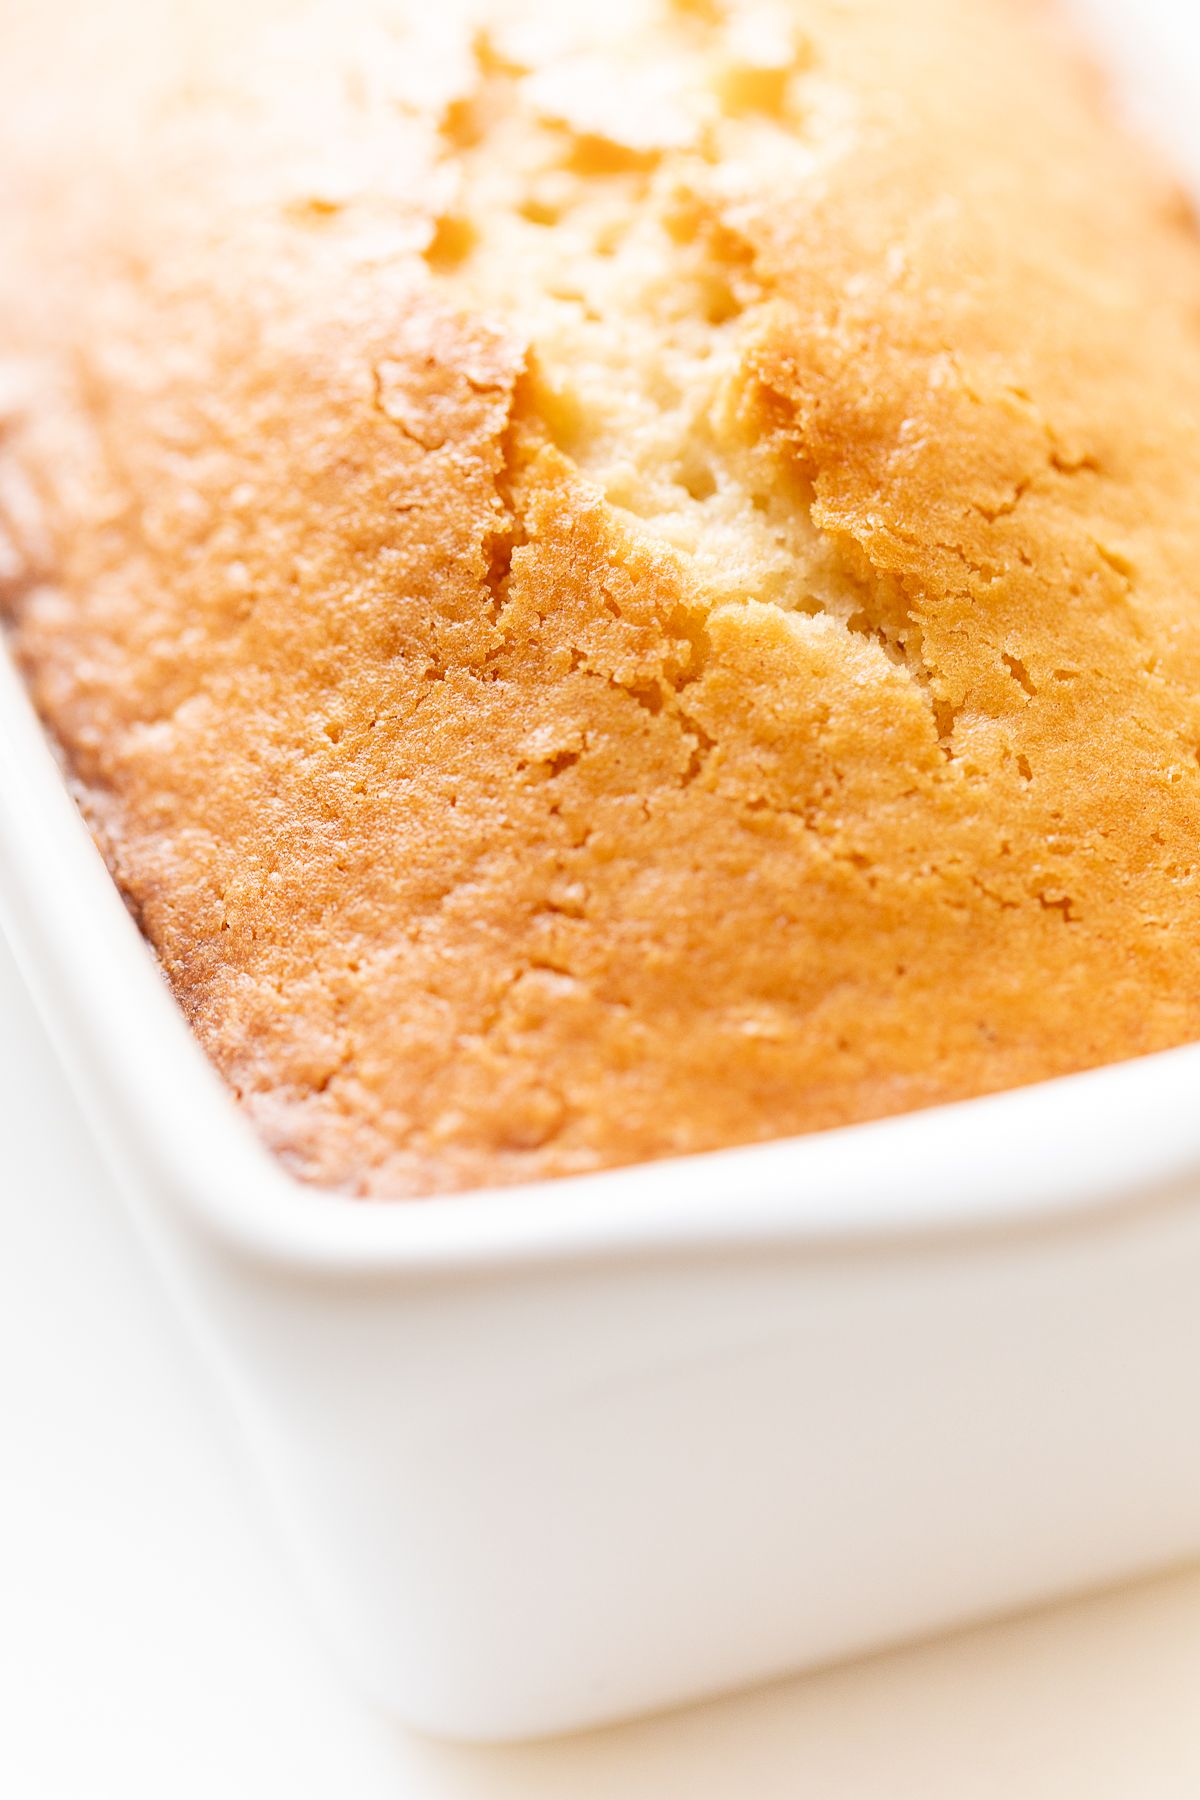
[4, 0, 1200, 1196]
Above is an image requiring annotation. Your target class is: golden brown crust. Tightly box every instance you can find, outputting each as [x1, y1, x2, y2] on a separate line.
[4, 0, 1200, 1196]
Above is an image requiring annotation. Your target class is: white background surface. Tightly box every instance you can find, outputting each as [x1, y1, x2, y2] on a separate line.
[3, 924, 1200, 1797]
[5, 0, 1200, 1792]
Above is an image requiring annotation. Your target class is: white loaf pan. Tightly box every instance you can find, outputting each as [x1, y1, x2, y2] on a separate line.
[4, 626, 1200, 1741]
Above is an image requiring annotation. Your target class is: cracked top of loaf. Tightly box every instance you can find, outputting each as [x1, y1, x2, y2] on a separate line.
[3, 0, 1200, 1196]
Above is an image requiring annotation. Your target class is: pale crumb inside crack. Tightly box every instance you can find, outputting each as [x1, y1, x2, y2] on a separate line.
[417, 12, 914, 661]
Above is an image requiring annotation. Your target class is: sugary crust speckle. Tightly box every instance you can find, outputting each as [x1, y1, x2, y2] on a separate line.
[4, 0, 1200, 1196]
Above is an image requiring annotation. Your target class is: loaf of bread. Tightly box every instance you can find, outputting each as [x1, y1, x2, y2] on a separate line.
[3, 0, 1200, 1196]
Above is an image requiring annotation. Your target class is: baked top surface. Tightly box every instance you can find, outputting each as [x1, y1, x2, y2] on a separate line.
[3, 0, 1200, 1196]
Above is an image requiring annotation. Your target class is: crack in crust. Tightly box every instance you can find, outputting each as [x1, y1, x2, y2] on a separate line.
[415, 18, 1007, 765]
